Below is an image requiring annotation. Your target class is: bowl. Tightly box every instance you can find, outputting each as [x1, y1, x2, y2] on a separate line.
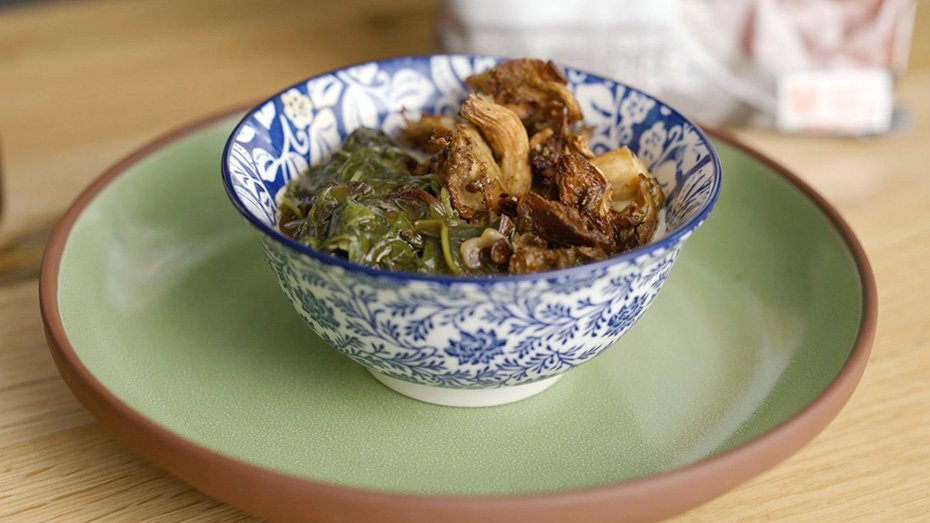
[221, 55, 721, 407]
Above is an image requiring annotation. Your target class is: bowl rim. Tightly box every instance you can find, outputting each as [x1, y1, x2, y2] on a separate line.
[220, 54, 722, 283]
[39, 107, 876, 522]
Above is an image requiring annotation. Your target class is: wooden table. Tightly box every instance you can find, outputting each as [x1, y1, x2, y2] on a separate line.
[1, 1, 927, 520]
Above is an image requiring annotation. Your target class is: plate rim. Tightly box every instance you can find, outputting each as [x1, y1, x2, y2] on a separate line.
[39, 107, 877, 523]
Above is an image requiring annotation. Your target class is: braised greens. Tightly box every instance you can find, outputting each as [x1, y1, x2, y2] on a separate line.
[278, 128, 488, 274]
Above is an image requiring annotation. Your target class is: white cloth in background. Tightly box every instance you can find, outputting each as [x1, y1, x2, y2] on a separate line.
[439, 0, 914, 130]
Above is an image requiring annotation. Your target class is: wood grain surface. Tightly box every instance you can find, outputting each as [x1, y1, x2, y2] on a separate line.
[1, 1, 928, 521]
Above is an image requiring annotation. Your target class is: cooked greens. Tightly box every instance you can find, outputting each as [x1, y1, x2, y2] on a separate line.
[278, 128, 490, 274]
[278, 59, 666, 276]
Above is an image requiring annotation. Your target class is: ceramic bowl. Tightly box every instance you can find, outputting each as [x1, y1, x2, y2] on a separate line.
[221, 55, 721, 407]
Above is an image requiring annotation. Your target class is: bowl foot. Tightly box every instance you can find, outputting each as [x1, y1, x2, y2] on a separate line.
[369, 372, 563, 408]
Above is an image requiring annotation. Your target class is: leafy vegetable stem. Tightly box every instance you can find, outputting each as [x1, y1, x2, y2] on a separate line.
[414, 219, 443, 229]
[439, 224, 462, 275]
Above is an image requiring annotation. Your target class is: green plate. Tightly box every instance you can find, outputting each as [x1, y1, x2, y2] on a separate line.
[42, 114, 875, 523]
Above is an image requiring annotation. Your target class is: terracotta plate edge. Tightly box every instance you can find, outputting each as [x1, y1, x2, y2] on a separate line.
[38, 108, 877, 523]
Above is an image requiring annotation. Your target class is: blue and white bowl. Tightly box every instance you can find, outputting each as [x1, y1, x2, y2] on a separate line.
[221, 55, 721, 407]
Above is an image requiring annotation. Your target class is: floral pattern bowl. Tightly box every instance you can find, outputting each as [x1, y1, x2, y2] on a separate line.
[221, 55, 721, 407]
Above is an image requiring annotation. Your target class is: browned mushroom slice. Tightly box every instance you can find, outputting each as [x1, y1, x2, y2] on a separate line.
[554, 154, 613, 217]
[466, 59, 582, 130]
[529, 125, 595, 184]
[459, 94, 532, 199]
[508, 234, 608, 274]
[591, 147, 665, 249]
[642, 168, 666, 210]
[430, 124, 503, 220]
[566, 129, 595, 159]
[613, 174, 665, 250]
[589, 146, 651, 204]
[528, 127, 562, 180]
[516, 192, 613, 251]
[529, 128, 555, 150]
[401, 113, 456, 153]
